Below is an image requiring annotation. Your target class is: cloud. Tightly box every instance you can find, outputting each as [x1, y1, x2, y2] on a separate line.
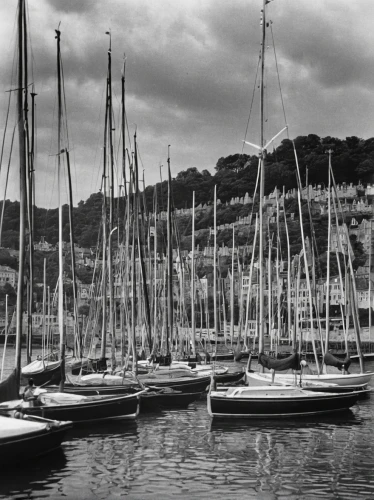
[1, 0, 374, 208]
[44, 0, 99, 14]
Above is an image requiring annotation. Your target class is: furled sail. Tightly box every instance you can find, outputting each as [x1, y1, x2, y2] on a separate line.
[323, 351, 351, 371]
[0, 369, 19, 403]
[258, 351, 300, 371]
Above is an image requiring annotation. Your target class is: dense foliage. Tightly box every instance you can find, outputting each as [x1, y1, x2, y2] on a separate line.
[0, 133, 372, 259]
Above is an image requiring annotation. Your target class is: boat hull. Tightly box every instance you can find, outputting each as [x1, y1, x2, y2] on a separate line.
[210, 353, 234, 362]
[246, 370, 374, 387]
[208, 389, 360, 419]
[61, 383, 138, 397]
[0, 416, 72, 464]
[214, 371, 244, 384]
[139, 375, 211, 393]
[21, 360, 62, 386]
[140, 391, 203, 411]
[18, 393, 141, 423]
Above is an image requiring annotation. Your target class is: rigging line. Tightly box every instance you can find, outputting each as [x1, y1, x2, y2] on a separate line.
[244, 156, 261, 249]
[241, 52, 261, 154]
[25, 0, 35, 87]
[6, 1, 18, 95]
[60, 53, 70, 150]
[58, 40, 78, 206]
[92, 84, 107, 194]
[48, 156, 58, 214]
[45, 77, 58, 218]
[0, 124, 17, 246]
[125, 110, 132, 152]
[0, 92, 12, 177]
[270, 22, 288, 136]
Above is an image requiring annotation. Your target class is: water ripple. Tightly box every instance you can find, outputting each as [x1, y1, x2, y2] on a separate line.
[1, 358, 374, 499]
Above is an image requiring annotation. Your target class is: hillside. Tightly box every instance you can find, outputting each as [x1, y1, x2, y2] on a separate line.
[0, 133, 373, 256]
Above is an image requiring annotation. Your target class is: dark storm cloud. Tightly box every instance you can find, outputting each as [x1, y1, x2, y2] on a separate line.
[1, 0, 374, 207]
[44, 0, 99, 14]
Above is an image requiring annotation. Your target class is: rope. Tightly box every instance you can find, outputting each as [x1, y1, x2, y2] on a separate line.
[0, 124, 17, 246]
[270, 22, 288, 136]
[241, 52, 261, 153]
[0, 92, 12, 178]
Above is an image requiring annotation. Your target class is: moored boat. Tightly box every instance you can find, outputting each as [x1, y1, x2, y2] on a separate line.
[246, 368, 373, 388]
[0, 390, 145, 423]
[0, 414, 72, 464]
[140, 388, 203, 411]
[207, 385, 361, 419]
[21, 358, 61, 386]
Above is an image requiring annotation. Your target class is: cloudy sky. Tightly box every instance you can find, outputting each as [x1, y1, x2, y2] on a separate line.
[1, 0, 374, 208]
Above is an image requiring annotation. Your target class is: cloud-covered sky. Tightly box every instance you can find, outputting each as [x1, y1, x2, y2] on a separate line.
[1, 0, 374, 208]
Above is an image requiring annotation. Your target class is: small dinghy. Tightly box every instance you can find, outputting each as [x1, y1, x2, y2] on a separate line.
[21, 358, 61, 386]
[0, 389, 145, 423]
[140, 388, 203, 412]
[0, 414, 72, 464]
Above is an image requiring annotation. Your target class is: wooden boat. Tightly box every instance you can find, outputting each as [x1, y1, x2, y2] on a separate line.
[0, 414, 72, 464]
[137, 373, 211, 393]
[69, 357, 107, 376]
[246, 369, 373, 388]
[207, 385, 360, 419]
[137, 360, 229, 378]
[214, 371, 244, 384]
[21, 359, 61, 386]
[210, 352, 234, 362]
[140, 388, 203, 411]
[0, 389, 145, 423]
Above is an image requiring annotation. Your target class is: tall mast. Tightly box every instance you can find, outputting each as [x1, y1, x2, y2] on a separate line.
[100, 37, 110, 364]
[370, 219, 372, 343]
[121, 56, 127, 199]
[230, 226, 235, 347]
[283, 186, 292, 345]
[15, 0, 27, 391]
[258, 0, 267, 356]
[167, 145, 172, 355]
[213, 185, 218, 343]
[107, 31, 116, 370]
[134, 137, 153, 351]
[129, 164, 137, 374]
[23, 6, 32, 365]
[55, 27, 65, 391]
[27, 89, 37, 364]
[65, 150, 80, 358]
[191, 191, 196, 356]
[324, 150, 332, 363]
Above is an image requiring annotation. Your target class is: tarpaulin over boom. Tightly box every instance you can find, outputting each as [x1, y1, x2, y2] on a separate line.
[258, 351, 300, 371]
[324, 351, 351, 371]
[0, 369, 19, 403]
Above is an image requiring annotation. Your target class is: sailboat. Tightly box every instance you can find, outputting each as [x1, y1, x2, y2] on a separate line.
[0, 0, 72, 457]
[0, 413, 71, 465]
[208, 0, 363, 418]
[0, 27, 146, 423]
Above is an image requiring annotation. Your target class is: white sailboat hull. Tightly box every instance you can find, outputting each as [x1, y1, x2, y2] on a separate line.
[246, 370, 374, 387]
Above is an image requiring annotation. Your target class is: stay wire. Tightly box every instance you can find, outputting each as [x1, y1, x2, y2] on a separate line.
[241, 52, 261, 154]
[270, 22, 288, 136]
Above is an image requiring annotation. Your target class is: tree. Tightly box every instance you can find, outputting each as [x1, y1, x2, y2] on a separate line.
[215, 154, 251, 173]
[356, 157, 374, 179]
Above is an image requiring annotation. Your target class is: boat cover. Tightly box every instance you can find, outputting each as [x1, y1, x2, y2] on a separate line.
[323, 351, 351, 371]
[0, 415, 48, 438]
[0, 369, 19, 403]
[22, 359, 60, 375]
[258, 351, 300, 371]
[38, 392, 87, 405]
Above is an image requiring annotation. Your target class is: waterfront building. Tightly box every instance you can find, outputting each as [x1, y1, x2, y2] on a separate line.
[0, 265, 16, 287]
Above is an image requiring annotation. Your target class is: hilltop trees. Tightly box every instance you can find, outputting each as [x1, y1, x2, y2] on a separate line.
[1, 134, 374, 255]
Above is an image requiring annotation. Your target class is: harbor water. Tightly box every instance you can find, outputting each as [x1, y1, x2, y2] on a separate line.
[1, 348, 374, 499]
